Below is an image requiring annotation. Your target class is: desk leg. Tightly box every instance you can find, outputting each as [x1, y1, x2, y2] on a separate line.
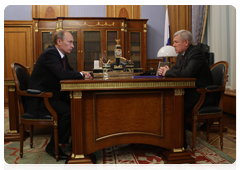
[159, 88, 195, 164]
[66, 91, 93, 164]
[4, 85, 20, 142]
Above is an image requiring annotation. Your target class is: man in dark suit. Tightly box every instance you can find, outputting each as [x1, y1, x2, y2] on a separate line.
[25, 30, 92, 159]
[158, 30, 215, 149]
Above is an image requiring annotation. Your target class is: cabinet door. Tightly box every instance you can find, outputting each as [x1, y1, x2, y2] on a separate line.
[67, 30, 78, 71]
[106, 30, 118, 62]
[40, 30, 79, 71]
[129, 31, 141, 68]
[82, 30, 101, 71]
[36, 30, 55, 61]
[42, 31, 54, 51]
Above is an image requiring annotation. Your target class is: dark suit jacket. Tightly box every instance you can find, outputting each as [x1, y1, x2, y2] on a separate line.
[165, 45, 215, 111]
[25, 45, 84, 117]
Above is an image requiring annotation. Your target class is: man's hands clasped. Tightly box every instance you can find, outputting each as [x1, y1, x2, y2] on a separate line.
[158, 65, 170, 76]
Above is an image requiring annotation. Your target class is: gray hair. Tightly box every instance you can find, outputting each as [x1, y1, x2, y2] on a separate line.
[173, 30, 193, 45]
[53, 30, 66, 45]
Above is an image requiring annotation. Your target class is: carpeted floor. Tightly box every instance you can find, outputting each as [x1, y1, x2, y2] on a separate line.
[4, 109, 236, 164]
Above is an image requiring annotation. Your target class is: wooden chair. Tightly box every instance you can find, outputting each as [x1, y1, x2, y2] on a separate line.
[192, 61, 228, 153]
[11, 63, 59, 161]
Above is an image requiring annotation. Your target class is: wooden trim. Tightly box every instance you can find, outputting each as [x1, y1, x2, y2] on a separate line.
[224, 89, 236, 97]
[4, 21, 34, 25]
[223, 89, 236, 115]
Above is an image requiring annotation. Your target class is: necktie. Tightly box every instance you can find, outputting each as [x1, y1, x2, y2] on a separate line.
[62, 56, 66, 69]
[180, 55, 184, 63]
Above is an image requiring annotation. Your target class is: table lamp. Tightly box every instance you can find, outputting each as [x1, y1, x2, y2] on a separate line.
[157, 45, 177, 68]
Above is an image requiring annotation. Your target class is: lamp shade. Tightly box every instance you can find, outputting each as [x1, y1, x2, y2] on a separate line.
[157, 45, 177, 57]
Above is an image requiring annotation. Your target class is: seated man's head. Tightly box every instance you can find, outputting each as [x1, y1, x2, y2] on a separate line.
[173, 30, 193, 54]
[54, 30, 74, 55]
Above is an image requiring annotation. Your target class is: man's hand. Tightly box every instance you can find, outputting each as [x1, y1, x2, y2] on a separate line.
[82, 71, 93, 79]
[158, 65, 169, 76]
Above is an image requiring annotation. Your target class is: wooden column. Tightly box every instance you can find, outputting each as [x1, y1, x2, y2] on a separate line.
[159, 88, 195, 164]
[4, 80, 20, 142]
[66, 91, 92, 164]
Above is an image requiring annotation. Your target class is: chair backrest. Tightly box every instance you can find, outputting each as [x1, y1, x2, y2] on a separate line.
[210, 61, 229, 106]
[11, 63, 31, 110]
[210, 61, 229, 87]
[11, 63, 30, 91]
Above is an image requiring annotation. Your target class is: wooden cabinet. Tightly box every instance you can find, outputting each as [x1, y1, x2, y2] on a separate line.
[33, 17, 148, 72]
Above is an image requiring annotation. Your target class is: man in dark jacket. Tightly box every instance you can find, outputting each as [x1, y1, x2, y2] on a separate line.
[158, 30, 215, 149]
[25, 30, 92, 159]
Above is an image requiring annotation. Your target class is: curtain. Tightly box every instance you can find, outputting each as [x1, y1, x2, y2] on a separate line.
[206, 5, 236, 90]
[192, 5, 208, 45]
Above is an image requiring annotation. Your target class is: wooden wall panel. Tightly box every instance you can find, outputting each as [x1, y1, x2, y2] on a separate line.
[106, 5, 141, 19]
[4, 22, 33, 106]
[32, 5, 69, 18]
[4, 26, 33, 78]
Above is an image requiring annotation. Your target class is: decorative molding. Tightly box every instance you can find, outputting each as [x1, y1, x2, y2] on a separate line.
[8, 130, 18, 134]
[68, 21, 114, 27]
[35, 22, 38, 32]
[4, 80, 15, 86]
[61, 81, 195, 90]
[72, 91, 82, 99]
[8, 86, 15, 92]
[173, 147, 185, 152]
[174, 88, 185, 96]
[71, 153, 85, 159]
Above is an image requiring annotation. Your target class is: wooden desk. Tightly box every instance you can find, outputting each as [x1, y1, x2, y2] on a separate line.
[60, 76, 196, 164]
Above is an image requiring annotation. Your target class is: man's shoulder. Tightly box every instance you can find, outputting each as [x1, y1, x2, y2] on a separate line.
[188, 44, 202, 52]
[44, 45, 57, 52]
[41, 45, 58, 56]
[186, 45, 203, 57]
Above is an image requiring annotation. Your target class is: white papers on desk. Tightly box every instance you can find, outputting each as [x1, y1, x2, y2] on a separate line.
[94, 60, 99, 69]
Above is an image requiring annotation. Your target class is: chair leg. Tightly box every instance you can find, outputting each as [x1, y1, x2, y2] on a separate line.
[30, 125, 34, 148]
[54, 126, 59, 162]
[206, 119, 209, 141]
[20, 124, 24, 158]
[219, 117, 223, 150]
[192, 120, 197, 153]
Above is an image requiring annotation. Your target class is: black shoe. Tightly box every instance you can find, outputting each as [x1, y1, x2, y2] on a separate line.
[45, 144, 68, 160]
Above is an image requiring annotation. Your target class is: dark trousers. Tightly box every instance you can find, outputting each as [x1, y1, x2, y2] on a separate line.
[48, 99, 71, 147]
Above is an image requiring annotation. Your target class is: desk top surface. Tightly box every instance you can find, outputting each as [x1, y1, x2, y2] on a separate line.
[60, 76, 196, 84]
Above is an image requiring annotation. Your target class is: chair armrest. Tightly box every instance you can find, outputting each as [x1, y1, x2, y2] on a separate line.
[206, 85, 220, 90]
[197, 86, 225, 94]
[26, 89, 42, 95]
[17, 89, 58, 122]
[192, 85, 225, 118]
[17, 90, 53, 98]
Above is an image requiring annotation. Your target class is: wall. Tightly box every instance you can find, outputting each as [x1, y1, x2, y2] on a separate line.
[69, 5, 106, 17]
[4, 5, 165, 60]
[141, 5, 165, 59]
[4, 5, 31, 20]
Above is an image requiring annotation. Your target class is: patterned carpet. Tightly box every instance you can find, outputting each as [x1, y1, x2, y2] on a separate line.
[4, 109, 236, 164]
